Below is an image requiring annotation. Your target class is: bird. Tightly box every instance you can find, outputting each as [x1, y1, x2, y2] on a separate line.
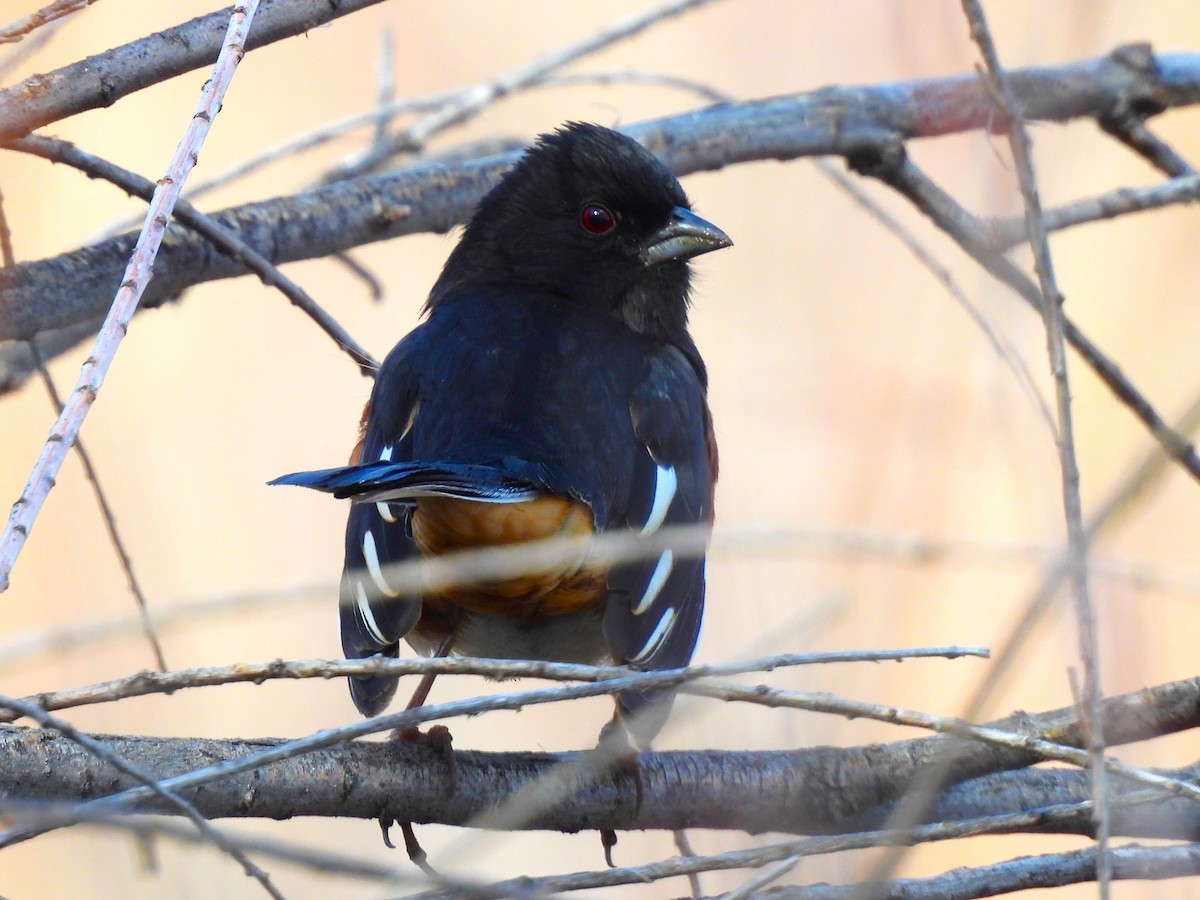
[272, 122, 730, 748]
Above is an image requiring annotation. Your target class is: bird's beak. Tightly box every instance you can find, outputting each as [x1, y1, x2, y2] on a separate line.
[640, 207, 732, 267]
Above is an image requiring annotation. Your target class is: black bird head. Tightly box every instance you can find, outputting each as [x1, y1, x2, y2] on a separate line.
[429, 122, 731, 339]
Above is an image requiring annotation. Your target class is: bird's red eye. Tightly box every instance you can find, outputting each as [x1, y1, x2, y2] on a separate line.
[580, 203, 615, 235]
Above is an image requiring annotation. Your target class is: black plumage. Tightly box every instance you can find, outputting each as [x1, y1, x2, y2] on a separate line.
[272, 122, 730, 745]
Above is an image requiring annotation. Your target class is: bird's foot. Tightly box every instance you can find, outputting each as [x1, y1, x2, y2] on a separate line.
[378, 724, 456, 872]
[391, 723, 458, 786]
[378, 817, 438, 875]
[600, 829, 619, 868]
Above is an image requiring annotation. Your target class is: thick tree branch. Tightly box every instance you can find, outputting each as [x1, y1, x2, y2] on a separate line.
[1, 676, 1197, 836]
[2, 46, 1198, 349]
[0, 696, 285, 898]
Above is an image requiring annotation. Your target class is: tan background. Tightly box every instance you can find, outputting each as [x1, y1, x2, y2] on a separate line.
[2, 1, 1200, 897]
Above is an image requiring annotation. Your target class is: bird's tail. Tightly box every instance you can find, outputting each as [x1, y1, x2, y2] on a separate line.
[270, 461, 542, 504]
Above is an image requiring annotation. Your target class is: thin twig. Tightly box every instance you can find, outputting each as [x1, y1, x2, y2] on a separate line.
[0, 186, 13, 264]
[719, 854, 802, 900]
[372, 26, 396, 149]
[960, 4, 1110, 896]
[816, 158, 1055, 434]
[3, 183, 161, 671]
[0, 0, 98, 44]
[674, 829, 704, 897]
[985, 173, 1200, 250]
[0, 2, 261, 592]
[1099, 97, 1199, 178]
[408, 812, 1199, 899]
[969, 389, 1200, 723]
[10, 134, 378, 374]
[0, 646, 989, 724]
[7, 172, 164, 669]
[0, 695, 285, 899]
[0, 578, 326, 673]
[1, 523, 1197, 675]
[319, 0, 727, 184]
[27, 341, 167, 670]
[0, 804, 409, 882]
[0, 15, 64, 82]
[549, 68, 733, 103]
[96, 90, 459, 236]
[849, 146, 1200, 486]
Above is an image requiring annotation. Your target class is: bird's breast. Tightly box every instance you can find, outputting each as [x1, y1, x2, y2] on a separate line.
[412, 495, 607, 621]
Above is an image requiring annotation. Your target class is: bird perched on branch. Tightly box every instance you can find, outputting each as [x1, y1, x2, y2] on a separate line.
[272, 122, 730, 747]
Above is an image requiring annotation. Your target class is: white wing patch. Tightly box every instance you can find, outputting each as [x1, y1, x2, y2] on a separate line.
[362, 530, 402, 599]
[376, 445, 397, 522]
[399, 402, 420, 441]
[640, 464, 677, 535]
[353, 578, 388, 645]
[632, 549, 673, 616]
[629, 608, 676, 663]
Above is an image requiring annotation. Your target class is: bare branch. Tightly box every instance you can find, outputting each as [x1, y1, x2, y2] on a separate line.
[985, 174, 1200, 250]
[0, 3, 259, 592]
[960, 3, 1110, 895]
[849, 144, 1200, 485]
[1100, 99, 1199, 177]
[0, 0, 98, 45]
[1, 674, 1198, 843]
[0, 695, 284, 898]
[11, 134, 377, 374]
[815, 158, 1055, 434]
[701, 845, 1200, 900]
[6, 48, 1200, 348]
[411, 833, 1200, 900]
[26, 341, 167, 671]
[318, 0, 727, 183]
[0, 807, 409, 882]
[1, 647, 989, 724]
[0, 0, 391, 142]
[0, 523, 1196, 676]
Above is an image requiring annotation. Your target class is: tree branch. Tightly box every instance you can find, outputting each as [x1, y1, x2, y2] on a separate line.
[694, 844, 1200, 900]
[962, 2, 1110, 894]
[1, 676, 1197, 835]
[0, 1, 260, 592]
[0, 0, 390, 142]
[3, 46, 1199, 348]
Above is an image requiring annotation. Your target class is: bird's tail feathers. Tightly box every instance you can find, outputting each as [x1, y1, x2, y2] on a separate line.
[270, 461, 541, 504]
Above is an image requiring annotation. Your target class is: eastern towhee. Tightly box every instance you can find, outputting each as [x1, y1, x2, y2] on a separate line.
[273, 122, 729, 746]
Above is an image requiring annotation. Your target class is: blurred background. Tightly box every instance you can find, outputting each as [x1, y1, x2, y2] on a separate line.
[2, 1, 1200, 896]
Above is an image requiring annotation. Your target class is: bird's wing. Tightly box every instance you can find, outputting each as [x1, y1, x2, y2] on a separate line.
[262, 341, 436, 714]
[604, 345, 715, 741]
[334, 350, 426, 716]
